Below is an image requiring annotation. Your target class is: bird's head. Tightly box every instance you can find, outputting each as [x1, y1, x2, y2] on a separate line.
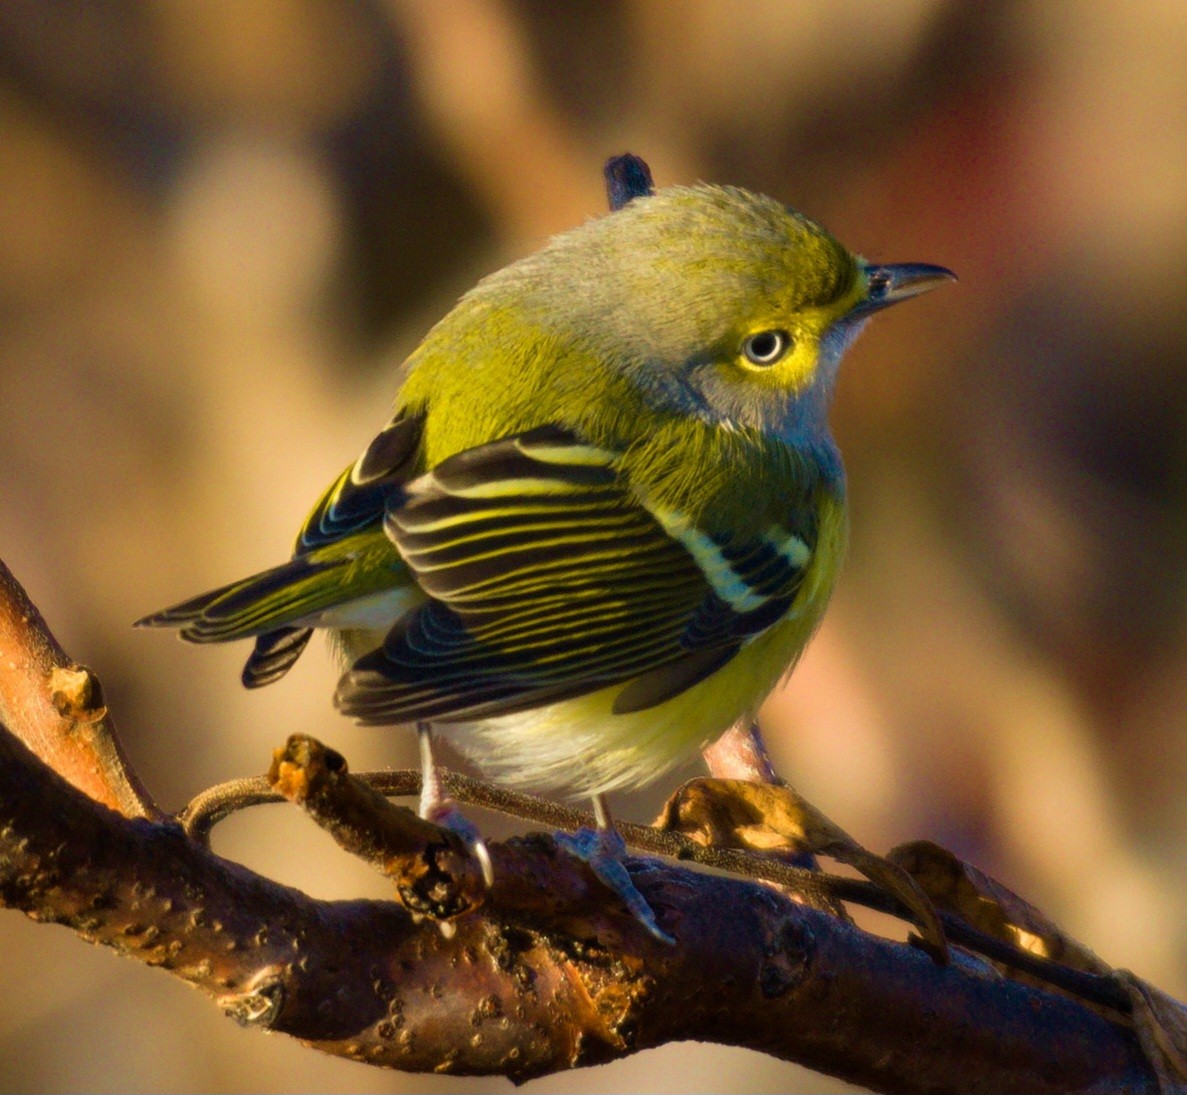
[491, 184, 953, 445]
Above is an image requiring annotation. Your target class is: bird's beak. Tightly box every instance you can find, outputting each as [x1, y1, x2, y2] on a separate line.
[851, 262, 956, 317]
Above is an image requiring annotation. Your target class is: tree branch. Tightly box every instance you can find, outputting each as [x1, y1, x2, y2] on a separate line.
[0, 558, 161, 820]
[0, 691, 1155, 1091]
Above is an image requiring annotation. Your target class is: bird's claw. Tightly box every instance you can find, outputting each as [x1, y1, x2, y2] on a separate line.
[556, 826, 675, 944]
[425, 801, 495, 889]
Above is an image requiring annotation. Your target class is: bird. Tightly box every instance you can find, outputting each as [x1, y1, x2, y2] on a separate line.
[138, 179, 953, 940]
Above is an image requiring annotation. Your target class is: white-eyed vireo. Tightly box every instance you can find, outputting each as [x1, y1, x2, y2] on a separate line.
[139, 172, 953, 936]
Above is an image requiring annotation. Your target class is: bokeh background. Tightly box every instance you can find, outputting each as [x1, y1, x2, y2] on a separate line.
[1, 1, 1186, 1091]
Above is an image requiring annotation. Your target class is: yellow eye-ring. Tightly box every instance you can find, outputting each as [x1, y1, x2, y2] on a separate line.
[742, 330, 792, 367]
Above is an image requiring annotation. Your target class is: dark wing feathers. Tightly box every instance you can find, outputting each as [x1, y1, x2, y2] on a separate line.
[681, 535, 806, 647]
[335, 427, 815, 724]
[138, 408, 425, 687]
[135, 555, 349, 641]
[242, 627, 313, 688]
[355, 408, 423, 483]
[296, 408, 423, 553]
[610, 646, 737, 715]
[146, 411, 815, 712]
[427, 424, 617, 492]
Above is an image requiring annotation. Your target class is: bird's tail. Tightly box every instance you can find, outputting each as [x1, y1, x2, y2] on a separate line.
[135, 556, 352, 687]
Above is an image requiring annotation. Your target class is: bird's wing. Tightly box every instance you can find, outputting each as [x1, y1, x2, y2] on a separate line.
[239, 406, 425, 684]
[294, 407, 424, 554]
[335, 425, 814, 724]
[137, 409, 425, 690]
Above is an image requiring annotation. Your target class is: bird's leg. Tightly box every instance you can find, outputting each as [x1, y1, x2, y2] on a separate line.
[416, 721, 444, 819]
[555, 793, 674, 944]
[592, 792, 613, 831]
[416, 722, 493, 887]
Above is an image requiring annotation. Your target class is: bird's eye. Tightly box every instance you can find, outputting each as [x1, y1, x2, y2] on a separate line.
[742, 330, 792, 367]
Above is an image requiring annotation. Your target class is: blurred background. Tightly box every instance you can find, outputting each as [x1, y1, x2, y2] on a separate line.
[1, 1, 1185, 1091]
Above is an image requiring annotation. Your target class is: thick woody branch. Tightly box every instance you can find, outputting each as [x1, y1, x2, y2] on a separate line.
[0, 715, 1155, 1092]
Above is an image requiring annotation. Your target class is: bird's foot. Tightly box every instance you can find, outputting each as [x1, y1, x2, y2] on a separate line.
[417, 721, 494, 889]
[555, 825, 675, 945]
[423, 799, 495, 889]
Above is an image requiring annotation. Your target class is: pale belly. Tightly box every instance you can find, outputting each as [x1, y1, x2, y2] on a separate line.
[444, 610, 823, 797]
